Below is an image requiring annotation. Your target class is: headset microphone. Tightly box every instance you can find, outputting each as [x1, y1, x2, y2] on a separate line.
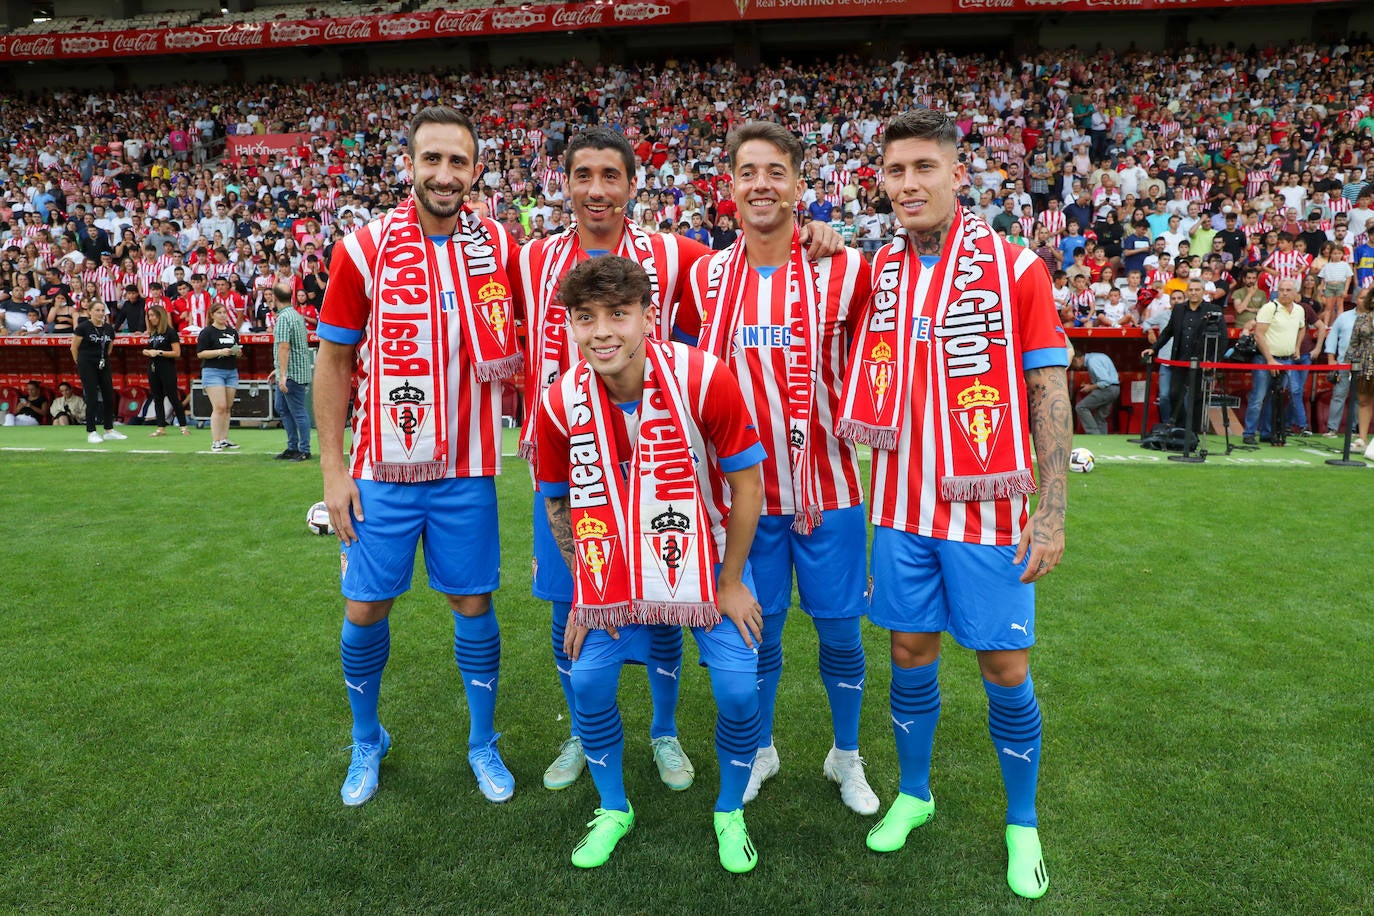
[779, 201, 794, 209]
[613, 206, 625, 214]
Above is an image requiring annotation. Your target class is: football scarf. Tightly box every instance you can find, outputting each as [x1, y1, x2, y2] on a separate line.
[517, 217, 662, 462]
[567, 340, 718, 630]
[698, 230, 822, 534]
[836, 208, 1036, 502]
[365, 196, 520, 483]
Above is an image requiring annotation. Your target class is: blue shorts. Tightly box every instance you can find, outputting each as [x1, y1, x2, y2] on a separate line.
[340, 476, 501, 602]
[868, 527, 1034, 651]
[573, 563, 759, 674]
[532, 494, 574, 601]
[749, 505, 868, 619]
[201, 367, 239, 389]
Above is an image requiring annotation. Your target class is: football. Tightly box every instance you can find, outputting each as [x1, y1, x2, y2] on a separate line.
[1069, 447, 1096, 474]
[307, 501, 334, 535]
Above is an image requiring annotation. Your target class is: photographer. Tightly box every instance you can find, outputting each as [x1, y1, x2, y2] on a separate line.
[1242, 277, 1306, 446]
[1141, 278, 1223, 433]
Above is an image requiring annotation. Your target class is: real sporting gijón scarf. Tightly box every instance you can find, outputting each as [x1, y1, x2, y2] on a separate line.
[697, 230, 822, 534]
[563, 339, 718, 630]
[365, 197, 521, 483]
[837, 208, 1035, 502]
[517, 217, 663, 463]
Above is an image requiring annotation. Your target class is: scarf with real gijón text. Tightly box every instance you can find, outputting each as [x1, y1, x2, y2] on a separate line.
[565, 339, 718, 630]
[697, 229, 822, 534]
[365, 195, 521, 483]
[836, 208, 1035, 501]
[517, 217, 662, 463]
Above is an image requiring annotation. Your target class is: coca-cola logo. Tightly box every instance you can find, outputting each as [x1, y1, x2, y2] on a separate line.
[376, 16, 429, 38]
[613, 3, 670, 22]
[491, 10, 546, 29]
[161, 31, 212, 50]
[270, 23, 320, 43]
[323, 20, 374, 41]
[8, 36, 56, 57]
[215, 26, 265, 47]
[61, 36, 110, 55]
[551, 5, 606, 27]
[433, 10, 487, 33]
[955, 0, 1015, 7]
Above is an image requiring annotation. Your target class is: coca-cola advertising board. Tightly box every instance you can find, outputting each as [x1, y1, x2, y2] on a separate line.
[0, 0, 1332, 63]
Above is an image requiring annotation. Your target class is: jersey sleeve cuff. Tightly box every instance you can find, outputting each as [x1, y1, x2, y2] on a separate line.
[718, 441, 767, 473]
[671, 326, 700, 346]
[317, 322, 363, 346]
[537, 480, 570, 498]
[1023, 345, 1070, 370]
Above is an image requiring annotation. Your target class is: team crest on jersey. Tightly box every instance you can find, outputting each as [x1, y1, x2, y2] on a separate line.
[951, 378, 1008, 469]
[645, 506, 692, 597]
[478, 278, 511, 346]
[863, 340, 897, 417]
[384, 380, 430, 459]
[574, 512, 618, 599]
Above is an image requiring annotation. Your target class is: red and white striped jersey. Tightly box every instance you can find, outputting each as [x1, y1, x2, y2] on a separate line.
[1262, 249, 1311, 281]
[683, 248, 871, 515]
[535, 343, 761, 560]
[516, 226, 712, 354]
[215, 290, 247, 328]
[135, 259, 162, 296]
[94, 265, 125, 302]
[1246, 170, 1272, 198]
[320, 215, 518, 481]
[1329, 197, 1351, 214]
[1039, 209, 1065, 237]
[864, 242, 1066, 545]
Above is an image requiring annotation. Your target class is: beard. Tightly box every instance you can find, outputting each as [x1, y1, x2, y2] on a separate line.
[414, 180, 465, 222]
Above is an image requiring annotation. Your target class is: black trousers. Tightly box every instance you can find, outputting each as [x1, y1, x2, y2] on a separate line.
[1165, 364, 1205, 434]
[77, 360, 116, 432]
[147, 360, 187, 427]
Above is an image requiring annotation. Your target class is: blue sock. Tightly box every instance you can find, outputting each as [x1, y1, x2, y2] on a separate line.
[452, 606, 500, 748]
[711, 667, 760, 812]
[550, 601, 578, 739]
[814, 616, 865, 751]
[646, 624, 684, 739]
[755, 611, 787, 747]
[890, 658, 940, 801]
[985, 675, 1042, 828]
[571, 663, 627, 812]
[341, 617, 389, 745]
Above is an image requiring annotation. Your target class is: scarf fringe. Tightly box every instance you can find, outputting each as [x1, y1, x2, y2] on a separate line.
[939, 469, 1037, 502]
[473, 351, 524, 383]
[573, 602, 634, 629]
[373, 460, 447, 484]
[791, 505, 824, 536]
[835, 418, 897, 452]
[634, 600, 722, 627]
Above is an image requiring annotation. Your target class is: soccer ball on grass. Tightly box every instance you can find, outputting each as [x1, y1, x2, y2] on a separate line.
[1069, 447, 1095, 474]
[307, 501, 335, 535]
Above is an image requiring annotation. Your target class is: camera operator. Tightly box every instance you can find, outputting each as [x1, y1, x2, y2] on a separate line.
[1142, 278, 1223, 433]
[1242, 277, 1307, 445]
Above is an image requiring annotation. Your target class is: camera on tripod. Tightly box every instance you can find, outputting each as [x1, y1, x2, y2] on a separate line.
[1201, 311, 1226, 363]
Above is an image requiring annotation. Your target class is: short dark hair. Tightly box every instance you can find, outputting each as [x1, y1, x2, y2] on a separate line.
[882, 108, 959, 154]
[564, 126, 636, 179]
[726, 121, 804, 175]
[559, 256, 652, 312]
[407, 106, 479, 158]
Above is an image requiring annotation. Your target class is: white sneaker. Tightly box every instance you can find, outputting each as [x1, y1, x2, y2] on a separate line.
[102, 429, 127, 441]
[1365, 440, 1374, 462]
[87, 431, 104, 444]
[742, 743, 779, 804]
[823, 746, 880, 815]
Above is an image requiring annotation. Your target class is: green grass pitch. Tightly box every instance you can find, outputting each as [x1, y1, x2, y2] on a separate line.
[1, 426, 1370, 914]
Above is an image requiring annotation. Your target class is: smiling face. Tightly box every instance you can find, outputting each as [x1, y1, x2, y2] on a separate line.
[405, 121, 480, 233]
[731, 138, 804, 237]
[881, 137, 966, 235]
[567, 295, 655, 391]
[568, 147, 634, 246]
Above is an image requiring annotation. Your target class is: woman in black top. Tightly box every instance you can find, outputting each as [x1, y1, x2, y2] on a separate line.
[70, 301, 125, 442]
[196, 302, 242, 451]
[142, 304, 191, 437]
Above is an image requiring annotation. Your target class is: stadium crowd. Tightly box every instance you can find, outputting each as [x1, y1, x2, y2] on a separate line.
[1, 38, 1372, 408]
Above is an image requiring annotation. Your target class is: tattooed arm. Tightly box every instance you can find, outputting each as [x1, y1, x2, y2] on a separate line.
[544, 494, 576, 572]
[545, 493, 617, 658]
[1015, 365, 1071, 583]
